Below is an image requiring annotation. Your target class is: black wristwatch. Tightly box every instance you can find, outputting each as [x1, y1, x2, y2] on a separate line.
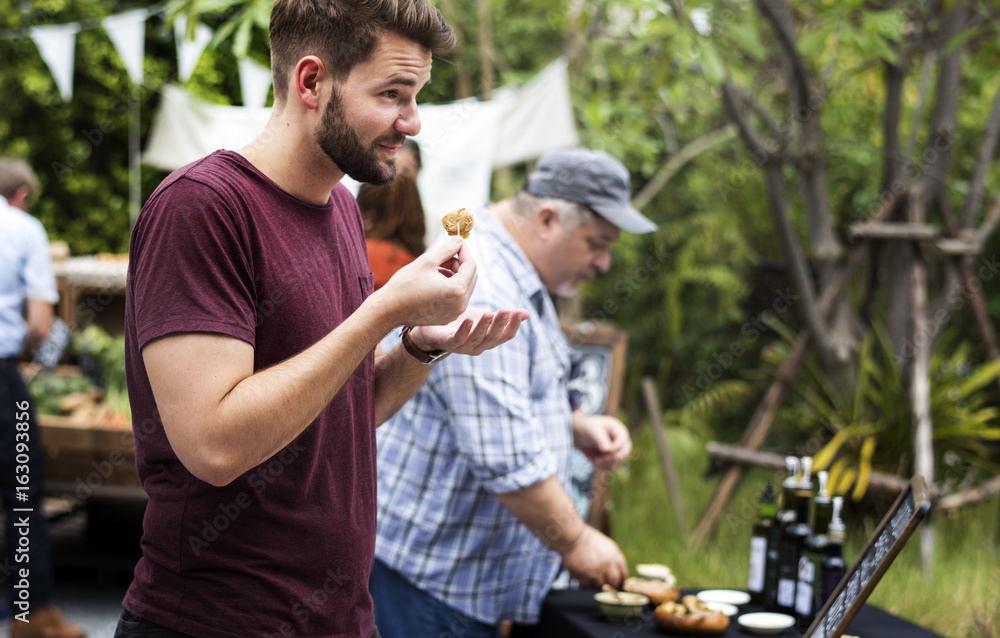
[400, 326, 450, 365]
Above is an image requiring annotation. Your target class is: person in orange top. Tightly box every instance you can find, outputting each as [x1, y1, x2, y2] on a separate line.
[359, 139, 426, 289]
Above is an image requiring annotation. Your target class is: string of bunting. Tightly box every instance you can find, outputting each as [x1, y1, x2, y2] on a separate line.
[0, 5, 272, 107]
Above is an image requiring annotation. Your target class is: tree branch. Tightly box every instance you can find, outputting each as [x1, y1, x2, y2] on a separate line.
[904, 52, 936, 162]
[727, 82, 784, 144]
[882, 61, 906, 194]
[632, 125, 737, 210]
[959, 82, 1000, 228]
[916, 3, 967, 214]
[756, 0, 842, 278]
[762, 164, 838, 370]
[722, 80, 777, 163]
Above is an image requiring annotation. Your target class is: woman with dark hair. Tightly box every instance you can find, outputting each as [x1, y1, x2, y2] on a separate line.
[359, 141, 427, 289]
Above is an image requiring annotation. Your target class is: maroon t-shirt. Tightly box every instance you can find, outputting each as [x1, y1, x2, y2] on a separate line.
[123, 151, 376, 637]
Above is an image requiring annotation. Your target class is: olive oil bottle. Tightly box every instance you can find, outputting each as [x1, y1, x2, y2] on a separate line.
[794, 470, 832, 627]
[765, 456, 799, 610]
[775, 457, 813, 615]
[747, 482, 776, 605]
[817, 497, 847, 612]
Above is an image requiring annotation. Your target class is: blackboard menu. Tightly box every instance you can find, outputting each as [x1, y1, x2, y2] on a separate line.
[805, 475, 931, 638]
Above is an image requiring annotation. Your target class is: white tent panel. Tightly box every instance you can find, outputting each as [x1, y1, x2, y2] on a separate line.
[142, 60, 578, 244]
[143, 85, 272, 171]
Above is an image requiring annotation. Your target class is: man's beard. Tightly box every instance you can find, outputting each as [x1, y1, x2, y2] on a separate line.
[317, 88, 402, 185]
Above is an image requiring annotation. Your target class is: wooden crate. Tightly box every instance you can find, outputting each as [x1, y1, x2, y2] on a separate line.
[38, 415, 142, 499]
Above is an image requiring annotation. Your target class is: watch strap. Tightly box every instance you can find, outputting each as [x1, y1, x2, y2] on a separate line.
[400, 325, 449, 365]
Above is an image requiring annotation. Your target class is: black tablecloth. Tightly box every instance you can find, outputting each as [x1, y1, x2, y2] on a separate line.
[510, 589, 944, 638]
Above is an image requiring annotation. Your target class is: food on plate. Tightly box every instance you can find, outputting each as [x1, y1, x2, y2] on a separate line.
[442, 207, 474, 238]
[636, 563, 677, 583]
[623, 563, 679, 604]
[653, 595, 729, 636]
[623, 577, 679, 605]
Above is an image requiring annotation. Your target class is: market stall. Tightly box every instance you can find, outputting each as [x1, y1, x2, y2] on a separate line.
[33, 254, 141, 502]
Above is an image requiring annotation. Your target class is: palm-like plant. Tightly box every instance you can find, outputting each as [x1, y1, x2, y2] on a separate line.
[768, 324, 1000, 500]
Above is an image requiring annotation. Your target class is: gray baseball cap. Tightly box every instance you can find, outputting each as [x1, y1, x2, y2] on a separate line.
[524, 149, 657, 234]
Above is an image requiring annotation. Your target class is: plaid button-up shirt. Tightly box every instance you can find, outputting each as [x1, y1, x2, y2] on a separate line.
[375, 208, 575, 624]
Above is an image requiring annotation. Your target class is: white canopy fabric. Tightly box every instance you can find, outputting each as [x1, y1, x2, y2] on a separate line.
[142, 58, 579, 244]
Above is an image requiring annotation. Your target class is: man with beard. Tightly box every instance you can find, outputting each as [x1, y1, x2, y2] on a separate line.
[116, 1, 527, 637]
[371, 149, 656, 637]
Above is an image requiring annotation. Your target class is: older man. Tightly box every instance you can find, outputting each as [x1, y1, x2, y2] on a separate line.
[371, 149, 657, 636]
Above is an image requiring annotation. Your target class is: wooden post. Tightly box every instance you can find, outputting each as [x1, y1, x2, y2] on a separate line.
[641, 377, 688, 542]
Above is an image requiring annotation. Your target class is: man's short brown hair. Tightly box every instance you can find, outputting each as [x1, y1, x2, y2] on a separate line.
[269, 0, 456, 104]
[0, 157, 38, 201]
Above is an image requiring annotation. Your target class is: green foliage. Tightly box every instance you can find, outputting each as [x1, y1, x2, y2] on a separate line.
[777, 326, 1000, 500]
[0, 0, 175, 256]
[610, 421, 1000, 638]
[5, 0, 1000, 475]
[74, 323, 127, 396]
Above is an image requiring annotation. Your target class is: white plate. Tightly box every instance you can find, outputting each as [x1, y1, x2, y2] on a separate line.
[736, 612, 796, 635]
[696, 589, 751, 606]
[703, 601, 739, 616]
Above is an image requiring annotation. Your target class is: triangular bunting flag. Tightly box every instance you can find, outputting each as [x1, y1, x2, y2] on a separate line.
[104, 9, 148, 85]
[30, 23, 78, 101]
[174, 14, 214, 83]
[239, 58, 273, 108]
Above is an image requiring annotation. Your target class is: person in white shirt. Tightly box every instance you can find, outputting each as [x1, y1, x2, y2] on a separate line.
[0, 156, 84, 638]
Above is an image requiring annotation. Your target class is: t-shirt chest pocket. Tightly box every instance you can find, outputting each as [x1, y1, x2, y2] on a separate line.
[358, 272, 374, 300]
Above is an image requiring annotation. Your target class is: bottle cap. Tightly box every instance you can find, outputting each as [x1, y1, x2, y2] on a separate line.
[784, 456, 800, 487]
[800, 457, 813, 488]
[816, 470, 831, 502]
[761, 482, 776, 504]
[829, 496, 846, 539]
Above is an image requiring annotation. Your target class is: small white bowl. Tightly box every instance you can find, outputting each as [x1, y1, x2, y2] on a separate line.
[594, 591, 650, 621]
[703, 601, 739, 616]
[696, 589, 752, 606]
[736, 612, 796, 635]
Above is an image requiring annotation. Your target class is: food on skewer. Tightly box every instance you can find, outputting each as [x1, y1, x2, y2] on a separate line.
[442, 207, 474, 239]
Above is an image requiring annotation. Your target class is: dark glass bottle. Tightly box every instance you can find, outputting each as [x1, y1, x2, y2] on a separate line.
[795, 470, 832, 627]
[775, 457, 813, 615]
[748, 482, 776, 605]
[765, 456, 799, 610]
[817, 497, 847, 613]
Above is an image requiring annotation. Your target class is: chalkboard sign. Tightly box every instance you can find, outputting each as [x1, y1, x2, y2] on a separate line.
[804, 475, 932, 638]
[561, 321, 628, 534]
[562, 321, 628, 418]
